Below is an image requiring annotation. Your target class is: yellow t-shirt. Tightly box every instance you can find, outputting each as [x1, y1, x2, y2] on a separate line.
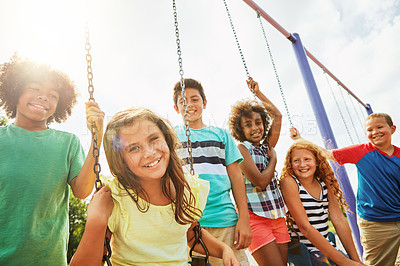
[104, 174, 209, 266]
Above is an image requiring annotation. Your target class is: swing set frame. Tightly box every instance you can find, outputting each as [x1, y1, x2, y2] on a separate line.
[84, 0, 373, 262]
[240, 0, 372, 257]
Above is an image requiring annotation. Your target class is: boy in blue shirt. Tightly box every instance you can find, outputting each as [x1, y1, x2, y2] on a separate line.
[291, 113, 399, 265]
[173, 78, 251, 265]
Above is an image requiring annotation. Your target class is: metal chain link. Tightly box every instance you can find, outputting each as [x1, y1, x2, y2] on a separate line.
[347, 91, 364, 141]
[85, 23, 112, 266]
[337, 81, 361, 143]
[257, 12, 293, 128]
[323, 70, 354, 144]
[357, 98, 367, 120]
[350, 93, 367, 134]
[85, 27, 95, 102]
[222, 0, 254, 94]
[85, 24, 102, 191]
[189, 223, 210, 264]
[173, 0, 194, 175]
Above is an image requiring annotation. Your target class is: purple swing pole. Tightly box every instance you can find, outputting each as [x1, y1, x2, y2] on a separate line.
[291, 33, 363, 256]
[241, 0, 371, 255]
[242, 0, 373, 116]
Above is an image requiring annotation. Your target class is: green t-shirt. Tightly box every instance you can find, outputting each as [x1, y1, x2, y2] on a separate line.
[0, 124, 85, 265]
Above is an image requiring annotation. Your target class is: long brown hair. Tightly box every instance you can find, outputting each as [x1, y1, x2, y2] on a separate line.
[280, 139, 350, 227]
[103, 107, 201, 224]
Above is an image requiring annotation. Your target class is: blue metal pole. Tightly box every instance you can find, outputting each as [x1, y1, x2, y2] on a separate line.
[291, 33, 363, 256]
[366, 103, 373, 115]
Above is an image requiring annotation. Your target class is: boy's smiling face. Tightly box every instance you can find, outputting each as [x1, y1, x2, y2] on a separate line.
[15, 81, 59, 130]
[365, 117, 396, 149]
[174, 88, 207, 129]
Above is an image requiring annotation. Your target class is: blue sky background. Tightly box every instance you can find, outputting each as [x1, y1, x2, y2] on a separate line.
[1, 0, 399, 195]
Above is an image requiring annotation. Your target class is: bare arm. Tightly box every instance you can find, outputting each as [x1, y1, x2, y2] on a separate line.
[328, 189, 363, 263]
[237, 144, 277, 190]
[226, 161, 252, 249]
[187, 223, 240, 266]
[70, 102, 105, 199]
[280, 176, 361, 266]
[290, 127, 336, 161]
[247, 77, 282, 147]
[70, 186, 114, 266]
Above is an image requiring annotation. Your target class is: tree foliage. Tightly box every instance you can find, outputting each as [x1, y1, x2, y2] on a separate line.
[68, 192, 88, 263]
[0, 115, 7, 126]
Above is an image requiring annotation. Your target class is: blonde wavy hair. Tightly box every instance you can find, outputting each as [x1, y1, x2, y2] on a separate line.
[280, 139, 350, 228]
[103, 107, 201, 225]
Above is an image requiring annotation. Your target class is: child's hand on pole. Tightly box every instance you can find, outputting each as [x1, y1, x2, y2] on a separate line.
[87, 186, 114, 226]
[86, 102, 105, 144]
[290, 127, 301, 140]
[246, 77, 259, 95]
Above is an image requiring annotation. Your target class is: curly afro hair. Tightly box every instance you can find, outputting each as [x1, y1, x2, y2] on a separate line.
[0, 55, 78, 124]
[228, 99, 271, 145]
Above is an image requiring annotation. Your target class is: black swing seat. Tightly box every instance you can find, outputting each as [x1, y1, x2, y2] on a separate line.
[288, 232, 337, 266]
[189, 224, 211, 266]
[189, 256, 212, 266]
[288, 240, 312, 266]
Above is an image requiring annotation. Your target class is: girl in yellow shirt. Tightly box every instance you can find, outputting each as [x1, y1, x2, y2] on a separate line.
[71, 107, 239, 266]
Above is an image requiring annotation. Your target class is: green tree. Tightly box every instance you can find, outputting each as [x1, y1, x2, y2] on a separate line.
[0, 115, 7, 126]
[68, 192, 88, 263]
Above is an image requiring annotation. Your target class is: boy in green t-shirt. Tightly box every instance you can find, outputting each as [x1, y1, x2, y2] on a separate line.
[0, 55, 104, 265]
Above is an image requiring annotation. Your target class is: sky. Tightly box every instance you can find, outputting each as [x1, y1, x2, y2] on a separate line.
[1, 0, 399, 195]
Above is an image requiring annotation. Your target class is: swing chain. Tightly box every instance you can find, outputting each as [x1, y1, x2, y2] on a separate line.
[85, 24, 103, 191]
[85, 26, 95, 102]
[85, 23, 112, 265]
[222, 0, 251, 82]
[173, 0, 194, 175]
[336, 77, 361, 143]
[257, 11, 294, 128]
[103, 237, 112, 265]
[189, 223, 210, 266]
[91, 126, 103, 191]
[323, 69, 355, 144]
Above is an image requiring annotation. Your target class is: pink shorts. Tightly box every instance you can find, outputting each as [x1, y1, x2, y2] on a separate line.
[248, 210, 290, 254]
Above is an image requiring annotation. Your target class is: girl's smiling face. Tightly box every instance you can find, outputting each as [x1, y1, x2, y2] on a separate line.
[291, 148, 317, 180]
[240, 111, 264, 145]
[120, 118, 170, 183]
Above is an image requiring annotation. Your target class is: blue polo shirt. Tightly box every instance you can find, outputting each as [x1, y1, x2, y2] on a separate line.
[333, 143, 400, 222]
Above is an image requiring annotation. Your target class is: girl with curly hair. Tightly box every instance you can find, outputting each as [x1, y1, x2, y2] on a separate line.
[229, 78, 289, 266]
[280, 135, 363, 265]
[71, 107, 240, 265]
[0, 54, 104, 265]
